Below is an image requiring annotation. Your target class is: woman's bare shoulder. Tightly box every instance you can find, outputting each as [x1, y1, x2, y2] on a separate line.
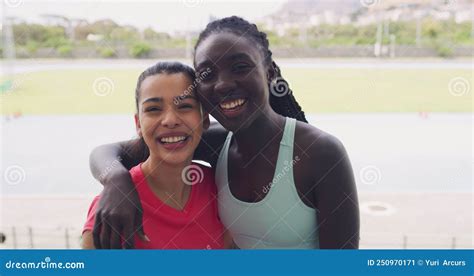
[294, 120, 356, 203]
[294, 120, 347, 161]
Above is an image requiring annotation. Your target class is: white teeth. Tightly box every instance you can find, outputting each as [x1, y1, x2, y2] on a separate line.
[160, 136, 186, 143]
[220, 99, 245, 110]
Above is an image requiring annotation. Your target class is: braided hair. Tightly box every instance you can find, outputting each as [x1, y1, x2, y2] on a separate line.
[194, 16, 308, 123]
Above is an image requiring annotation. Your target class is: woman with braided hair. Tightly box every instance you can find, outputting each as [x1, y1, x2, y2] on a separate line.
[89, 16, 359, 249]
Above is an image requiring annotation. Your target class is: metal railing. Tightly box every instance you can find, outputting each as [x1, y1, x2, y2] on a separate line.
[0, 226, 82, 249]
[0, 227, 471, 249]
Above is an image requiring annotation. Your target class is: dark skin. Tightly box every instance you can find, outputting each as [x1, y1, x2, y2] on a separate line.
[90, 32, 359, 249]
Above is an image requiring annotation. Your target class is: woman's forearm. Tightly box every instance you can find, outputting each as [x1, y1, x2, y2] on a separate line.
[88, 139, 146, 248]
[89, 139, 144, 185]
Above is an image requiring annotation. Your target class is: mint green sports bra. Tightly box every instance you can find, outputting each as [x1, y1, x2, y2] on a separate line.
[215, 117, 320, 249]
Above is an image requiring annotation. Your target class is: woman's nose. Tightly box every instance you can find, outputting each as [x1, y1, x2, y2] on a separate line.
[214, 74, 236, 96]
[161, 110, 181, 128]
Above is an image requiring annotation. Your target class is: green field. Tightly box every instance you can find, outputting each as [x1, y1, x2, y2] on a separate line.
[1, 68, 472, 114]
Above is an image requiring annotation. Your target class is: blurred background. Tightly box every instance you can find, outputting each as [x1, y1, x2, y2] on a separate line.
[0, 0, 472, 249]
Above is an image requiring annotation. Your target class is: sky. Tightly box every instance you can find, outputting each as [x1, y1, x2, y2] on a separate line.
[2, 0, 287, 33]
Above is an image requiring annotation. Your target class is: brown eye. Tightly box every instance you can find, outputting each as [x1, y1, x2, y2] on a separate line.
[199, 70, 213, 82]
[145, 107, 161, 112]
[233, 63, 251, 73]
[179, 104, 193, 109]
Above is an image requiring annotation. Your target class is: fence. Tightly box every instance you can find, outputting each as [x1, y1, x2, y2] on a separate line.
[0, 226, 82, 249]
[12, 45, 474, 59]
[0, 226, 471, 249]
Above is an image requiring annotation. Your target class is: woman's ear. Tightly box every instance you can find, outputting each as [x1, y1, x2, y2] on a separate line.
[266, 61, 277, 83]
[134, 113, 142, 138]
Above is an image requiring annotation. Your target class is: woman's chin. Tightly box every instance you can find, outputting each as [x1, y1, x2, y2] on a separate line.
[159, 154, 192, 166]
